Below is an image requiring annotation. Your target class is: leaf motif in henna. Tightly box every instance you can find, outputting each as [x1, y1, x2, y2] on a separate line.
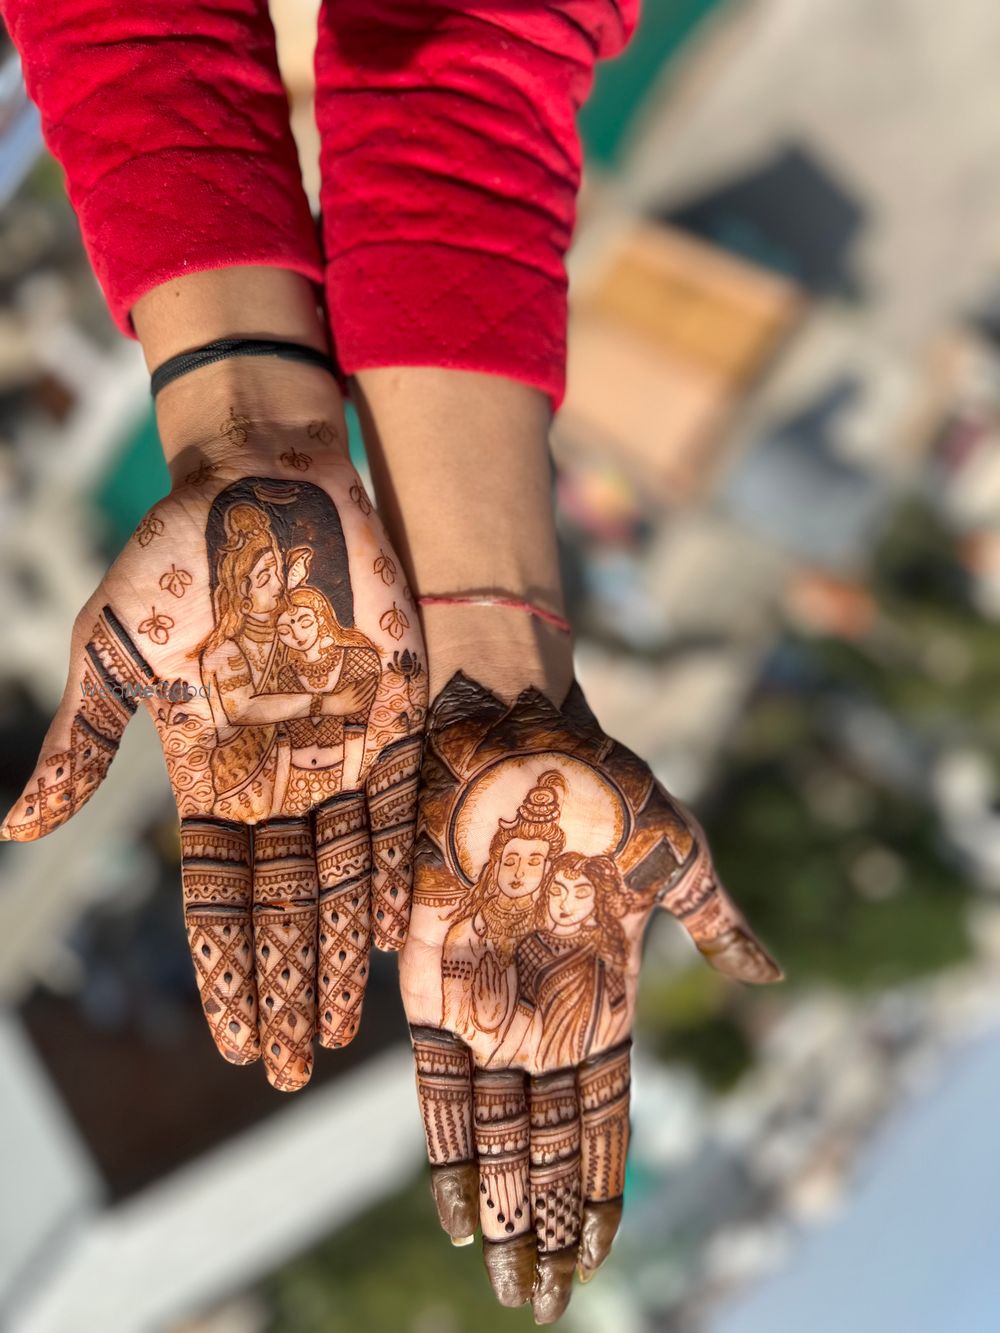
[349, 481, 373, 516]
[374, 549, 397, 586]
[280, 448, 312, 472]
[138, 607, 175, 645]
[135, 513, 165, 547]
[185, 460, 220, 487]
[220, 409, 251, 447]
[159, 564, 193, 599]
[380, 601, 410, 641]
[307, 419, 338, 447]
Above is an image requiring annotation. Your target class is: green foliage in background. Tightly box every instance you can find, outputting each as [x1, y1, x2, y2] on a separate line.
[263, 1173, 536, 1333]
[580, 0, 730, 165]
[704, 499, 977, 993]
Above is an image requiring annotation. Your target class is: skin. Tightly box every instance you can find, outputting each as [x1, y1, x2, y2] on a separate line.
[548, 872, 596, 933]
[0, 268, 425, 1087]
[496, 838, 551, 899]
[2, 262, 780, 1318]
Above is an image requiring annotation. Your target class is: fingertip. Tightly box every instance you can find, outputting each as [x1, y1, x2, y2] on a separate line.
[532, 1250, 576, 1325]
[430, 1163, 479, 1243]
[699, 930, 785, 985]
[317, 1010, 362, 1049]
[217, 1039, 261, 1068]
[578, 1199, 623, 1281]
[483, 1235, 536, 1307]
[263, 1050, 315, 1093]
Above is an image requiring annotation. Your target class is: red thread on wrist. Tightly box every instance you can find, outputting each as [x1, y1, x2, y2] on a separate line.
[416, 594, 571, 633]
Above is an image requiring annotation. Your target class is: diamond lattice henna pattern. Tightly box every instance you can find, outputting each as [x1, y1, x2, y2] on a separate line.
[367, 735, 421, 950]
[182, 817, 258, 1065]
[314, 790, 372, 1048]
[529, 1069, 582, 1255]
[252, 817, 319, 1091]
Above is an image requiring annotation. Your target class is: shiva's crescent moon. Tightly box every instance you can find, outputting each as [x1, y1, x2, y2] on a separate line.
[447, 750, 631, 887]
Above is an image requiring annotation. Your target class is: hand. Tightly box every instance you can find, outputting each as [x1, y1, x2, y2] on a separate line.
[400, 673, 781, 1322]
[0, 424, 426, 1092]
[323, 677, 378, 716]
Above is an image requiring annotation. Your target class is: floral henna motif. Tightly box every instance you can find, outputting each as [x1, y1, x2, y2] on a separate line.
[184, 460, 220, 487]
[379, 601, 409, 641]
[135, 512, 165, 547]
[138, 607, 175, 645]
[220, 408, 251, 447]
[159, 564, 193, 599]
[373, 549, 397, 585]
[279, 447, 311, 471]
[307, 419, 338, 447]
[349, 480, 373, 516]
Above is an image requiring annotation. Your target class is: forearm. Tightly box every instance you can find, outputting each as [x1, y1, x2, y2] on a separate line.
[351, 367, 574, 704]
[5, 0, 322, 339]
[132, 268, 349, 475]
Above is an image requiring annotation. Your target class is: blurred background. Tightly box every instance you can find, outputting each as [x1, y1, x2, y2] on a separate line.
[3, 0, 1000, 1329]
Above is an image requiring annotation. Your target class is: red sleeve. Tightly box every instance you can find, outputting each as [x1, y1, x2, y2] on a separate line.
[3, 0, 323, 338]
[315, 1, 640, 411]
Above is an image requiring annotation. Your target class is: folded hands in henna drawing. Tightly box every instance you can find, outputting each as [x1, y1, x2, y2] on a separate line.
[402, 674, 783, 1322]
[0, 439, 426, 1091]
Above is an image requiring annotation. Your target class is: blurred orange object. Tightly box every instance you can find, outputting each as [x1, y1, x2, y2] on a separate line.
[559, 221, 803, 503]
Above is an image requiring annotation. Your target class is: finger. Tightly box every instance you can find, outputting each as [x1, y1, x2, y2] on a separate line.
[181, 817, 259, 1065]
[577, 1040, 631, 1282]
[410, 1024, 478, 1244]
[0, 605, 141, 841]
[473, 1069, 534, 1308]
[314, 790, 371, 1049]
[659, 824, 784, 984]
[365, 735, 421, 951]
[529, 1068, 582, 1325]
[252, 817, 319, 1092]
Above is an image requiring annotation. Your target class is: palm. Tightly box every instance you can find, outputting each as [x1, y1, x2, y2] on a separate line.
[400, 673, 781, 1320]
[1, 445, 425, 1091]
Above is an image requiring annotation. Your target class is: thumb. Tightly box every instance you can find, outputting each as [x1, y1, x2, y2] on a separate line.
[0, 603, 143, 841]
[659, 814, 785, 985]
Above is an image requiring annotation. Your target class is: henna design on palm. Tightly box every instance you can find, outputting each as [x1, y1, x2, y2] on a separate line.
[1, 462, 426, 1092]
[401, 674, 782, 1320]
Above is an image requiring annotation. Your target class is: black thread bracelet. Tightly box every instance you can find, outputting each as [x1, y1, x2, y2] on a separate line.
[150, 338, 336, 398]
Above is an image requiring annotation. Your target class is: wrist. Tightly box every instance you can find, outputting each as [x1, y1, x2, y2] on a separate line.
[158, 360, 351, 482]
[419, 602, 574, 707]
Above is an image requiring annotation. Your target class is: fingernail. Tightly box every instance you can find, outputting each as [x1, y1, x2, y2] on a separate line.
[430, 1163, 479, 1243]
[451, 1234, 475, 1248]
